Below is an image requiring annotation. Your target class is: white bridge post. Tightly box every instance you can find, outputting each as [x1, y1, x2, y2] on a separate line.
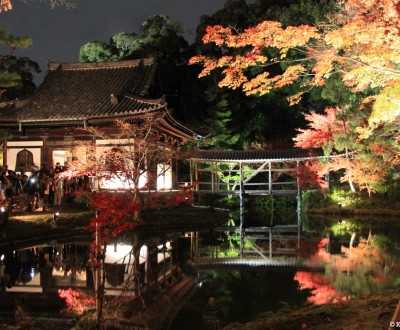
[239, 161, 244, 258]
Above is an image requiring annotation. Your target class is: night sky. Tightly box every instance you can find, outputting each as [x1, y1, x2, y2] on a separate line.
[1, 0, 227, 84]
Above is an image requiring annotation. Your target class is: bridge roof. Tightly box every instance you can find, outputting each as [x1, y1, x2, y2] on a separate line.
[190, 148, 325, 162]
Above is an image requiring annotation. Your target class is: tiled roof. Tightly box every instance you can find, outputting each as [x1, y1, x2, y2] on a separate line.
[190, 148, 325, 161]
[0, 58, 162, 122]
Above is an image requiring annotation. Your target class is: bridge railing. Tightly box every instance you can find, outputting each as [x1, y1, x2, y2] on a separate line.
[192, 160, 299, 195]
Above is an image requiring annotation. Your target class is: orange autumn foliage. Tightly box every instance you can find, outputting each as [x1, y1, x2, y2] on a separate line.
[190, 0, 400, 129]
[295, 160, 328, 190]
[293, 107, 347, 149]
[296, 235, 399, 304]
[294, 271, 347, 305]
[327, 156, 388, 195]
[0, 0, 11, 12]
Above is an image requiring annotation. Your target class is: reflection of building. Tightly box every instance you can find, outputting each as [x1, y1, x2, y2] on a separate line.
[0, 58, 198, 190]
[2, 240, 176, 295]
[104, 241, 173, 295]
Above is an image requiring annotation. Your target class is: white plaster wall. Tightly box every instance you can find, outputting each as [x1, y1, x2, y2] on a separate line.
[157, 163, 172, 190]
[95, 144, 147, 190]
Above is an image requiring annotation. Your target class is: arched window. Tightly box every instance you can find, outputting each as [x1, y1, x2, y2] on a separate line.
[16, 149, 34, 173]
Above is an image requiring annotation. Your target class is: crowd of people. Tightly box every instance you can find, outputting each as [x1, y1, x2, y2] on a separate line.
[0, 162, 91, 212]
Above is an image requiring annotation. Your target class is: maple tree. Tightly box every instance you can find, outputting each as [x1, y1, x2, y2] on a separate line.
[58, 288, 95, 316]
[296, 234, 400, 303]
[293, 105, 395, 193]
[190, 0, 400, 184]
[295, 160, 328, 190]
[190, 0, 400, 127]
[0, 30, 32, 97]
[64, 118, 193, 325]
[293, 107, 349, 152]
[0, 0, 11, 12]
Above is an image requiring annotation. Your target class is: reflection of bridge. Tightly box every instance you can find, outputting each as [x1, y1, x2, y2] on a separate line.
[189, 149, 331, 258]
[191, 257, 324, 272]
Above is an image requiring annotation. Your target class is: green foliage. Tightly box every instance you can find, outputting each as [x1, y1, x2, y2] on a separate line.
[0, 69, 20, 88]
[302, 185, 400, 212]
[0, 30, 33, 94]
[257, 0, 336, 27]
[0, 29, 31, 49]
[373, 234, 393, 251]
[330, 188, 374, 208]
[0, 56, 40, 99]
[202, 99, 241, 149]
[383, 181, 400, 205]
[191, 0, 336, 150]
[330, 220, 361, 236]
[80, 14, 185, 64]
[79, 41, 117, 62]
[140, 14, 184, 53]
[111, 32, 143, 59]
[301, 189, 333, 210]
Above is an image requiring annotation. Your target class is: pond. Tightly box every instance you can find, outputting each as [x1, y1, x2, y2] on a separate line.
[0, 211, 400, 329]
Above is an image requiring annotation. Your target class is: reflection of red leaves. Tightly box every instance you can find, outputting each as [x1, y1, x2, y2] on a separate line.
[295, 238, 344, 305]
[58, 288, 95, 316]
[298, 237, 330, 258]
[294, 272, 347, 305]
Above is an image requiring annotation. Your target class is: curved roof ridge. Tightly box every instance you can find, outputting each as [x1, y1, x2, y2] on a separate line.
[190, 148, 332, 161]
[123, 93, 166, 105]
[47, 57, 155, 71]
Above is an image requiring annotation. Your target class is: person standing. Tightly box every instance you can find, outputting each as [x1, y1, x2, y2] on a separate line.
[39, 174, 50, 211]
[53, 174, 63, 206]
[54, 162, 62, 175]
[0, 178, 5, 201]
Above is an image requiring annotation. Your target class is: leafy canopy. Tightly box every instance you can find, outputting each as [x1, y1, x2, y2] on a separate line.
[0, 30, 32, 95]
[190, 0, 400, 132]
[0, 0, 76, 12]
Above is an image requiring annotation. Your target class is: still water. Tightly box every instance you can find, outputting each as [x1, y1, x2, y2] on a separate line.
[0, 213, 400, 329]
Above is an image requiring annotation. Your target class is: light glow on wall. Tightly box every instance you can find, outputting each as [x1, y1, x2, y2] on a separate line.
[98, 172, 147, 190]
[157, 164, 172, 190]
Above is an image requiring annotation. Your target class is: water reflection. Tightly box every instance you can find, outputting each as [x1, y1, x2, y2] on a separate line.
[0, 215, 399, 329]
[0, 237, 176, 296]
[0, 245, 88, 294]
[170, 217, 400, 329]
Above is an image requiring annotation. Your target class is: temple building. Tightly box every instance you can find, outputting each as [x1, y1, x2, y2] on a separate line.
[0, 58, 198, 190]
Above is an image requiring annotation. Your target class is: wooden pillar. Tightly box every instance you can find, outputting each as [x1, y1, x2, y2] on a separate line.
[239, 161, 244, 258]
[94, 216, 102, 322]
[268, 161, 272, 194]
[172, 156, 178, 189]
[2, 139, 7, 167]
[211, 161, 215, 193]
[91, 136, 98, 191]
[40, 136, 53, 168]
[189, 160, 193, 187]
[269, 227, 272, 259]
[194, 161, 199, 190]
[195, 231, 199, 258]
[296, 161, 302, 228]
